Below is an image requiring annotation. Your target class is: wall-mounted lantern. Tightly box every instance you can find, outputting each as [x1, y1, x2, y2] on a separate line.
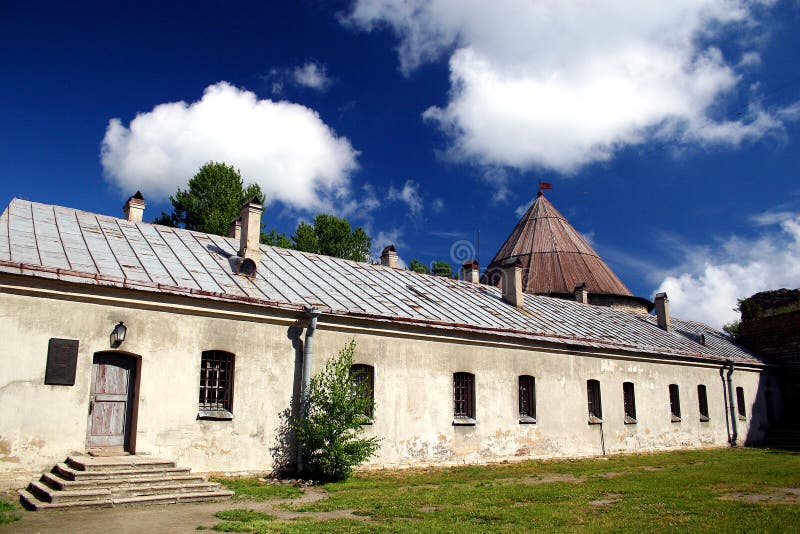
[111, 321, 127, 348]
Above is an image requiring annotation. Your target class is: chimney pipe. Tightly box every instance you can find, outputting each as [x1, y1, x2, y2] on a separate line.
[461, 260, 479, 283]
[500, 257, 524, 308]
[655, 292, 670, 330]
[228, 217, 241, 240]
[239, 196, 263, 263]
[574, 282, 588, 304]
[380, 245, 398, 268]
[123, 191, 145, 222]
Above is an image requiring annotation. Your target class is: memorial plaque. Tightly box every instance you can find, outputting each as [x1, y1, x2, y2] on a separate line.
[44, 338, 79, 386]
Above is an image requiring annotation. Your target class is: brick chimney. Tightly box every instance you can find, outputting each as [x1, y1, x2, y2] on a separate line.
[228, 217, 241, 240]
[500, 257, 524, 308]
[239, 196, 263, 263]
[461, 260, 479, 283]
[123, 191, 145, 222]
[380, 245, 398, 268]
[655, 292, 670, 331]
[574, 282, 588, 304]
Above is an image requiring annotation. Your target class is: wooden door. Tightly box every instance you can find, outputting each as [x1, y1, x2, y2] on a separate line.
[87, 353, 136, 449]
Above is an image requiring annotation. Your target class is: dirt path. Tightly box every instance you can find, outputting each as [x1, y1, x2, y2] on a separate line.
[0, 488, 356, 534]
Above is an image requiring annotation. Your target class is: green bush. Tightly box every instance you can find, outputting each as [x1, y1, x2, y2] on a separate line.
[295, 340, 380, 481]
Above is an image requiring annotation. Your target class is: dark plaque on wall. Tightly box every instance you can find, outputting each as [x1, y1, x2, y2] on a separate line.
[44, 338, 79, 386]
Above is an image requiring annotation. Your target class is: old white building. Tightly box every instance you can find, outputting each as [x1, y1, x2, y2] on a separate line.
[0, 192, 774, 488]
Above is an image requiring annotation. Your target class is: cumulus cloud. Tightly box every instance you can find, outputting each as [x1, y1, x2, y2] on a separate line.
[292, 61, 333, 91]
[101, 82, 358, 211]
[347, 0, 798, 174]
[387, 180, 423, 215]
[655, 212, 800, 329]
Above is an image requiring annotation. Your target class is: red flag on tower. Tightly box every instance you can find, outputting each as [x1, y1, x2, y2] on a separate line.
[538, 181, 552, 193]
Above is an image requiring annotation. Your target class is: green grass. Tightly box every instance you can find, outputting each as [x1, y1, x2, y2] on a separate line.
[211, 448, 800, 533]
[0, 496, 21, 524]
[212, 477, 303, 500]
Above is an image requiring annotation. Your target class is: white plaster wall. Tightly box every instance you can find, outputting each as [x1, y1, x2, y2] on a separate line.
[312, 325, 768, 467]
[0, 277, 769, 480]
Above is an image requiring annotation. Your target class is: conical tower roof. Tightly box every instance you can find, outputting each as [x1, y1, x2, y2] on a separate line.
[483, 192, 633, 297]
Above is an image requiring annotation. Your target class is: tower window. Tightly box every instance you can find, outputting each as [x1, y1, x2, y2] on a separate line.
[587, 379, 602, 423]
[623, 382, 637, 424]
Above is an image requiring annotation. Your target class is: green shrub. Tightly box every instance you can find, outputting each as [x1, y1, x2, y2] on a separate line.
[295, 340, 381, 481]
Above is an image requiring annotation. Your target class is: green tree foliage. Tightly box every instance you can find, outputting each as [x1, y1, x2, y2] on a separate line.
[722, 320, 740, 340]
[407, 259, 430, 274]
[292, 214, 371, 262]
[294, 340, 380, 481]
[261, 228, 293, 248]
[431, 260, 453, 278]
[154, 162, 263, 237]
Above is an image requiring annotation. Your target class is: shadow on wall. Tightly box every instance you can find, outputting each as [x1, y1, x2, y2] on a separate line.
[268, 325, 304, 476]
[741, 368, 779, 447]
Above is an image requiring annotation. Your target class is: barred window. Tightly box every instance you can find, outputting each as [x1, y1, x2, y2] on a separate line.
[453, 372, 475, 423]
[199, 350, 234, 419]
[669, 384, 681, 422]
[623, 382, 637, 424]
[519, 375, 536, 423]
[587, 379, 602, 423]
[697, 384, 710, 421]
[736, 386, 747, 419]
[349, 364, 374, 419]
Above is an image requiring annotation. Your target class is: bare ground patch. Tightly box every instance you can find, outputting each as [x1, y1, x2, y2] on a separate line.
[719, 487, 800, 504]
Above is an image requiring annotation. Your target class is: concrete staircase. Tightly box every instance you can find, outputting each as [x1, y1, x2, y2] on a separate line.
[19, 454, 233, 510]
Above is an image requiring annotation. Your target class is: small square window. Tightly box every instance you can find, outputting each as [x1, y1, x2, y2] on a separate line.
[198, 350, 234, 420]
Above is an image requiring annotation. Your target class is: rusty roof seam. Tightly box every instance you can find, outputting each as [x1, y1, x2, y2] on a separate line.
[130, 220, 179, 288]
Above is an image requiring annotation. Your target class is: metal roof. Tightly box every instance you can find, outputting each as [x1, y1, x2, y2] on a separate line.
[0, 198, 759, 364]
[483, 192, 633, 297]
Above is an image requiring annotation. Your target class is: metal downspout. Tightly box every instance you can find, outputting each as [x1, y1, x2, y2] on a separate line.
[726, 360, 738, 447]
[297, 307, 320, 473]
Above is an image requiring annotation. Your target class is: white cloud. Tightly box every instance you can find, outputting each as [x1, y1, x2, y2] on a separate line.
[347, 0, 797, 174]
[292, 61, 333, 91]
[387, 180, 423, 215]
[655, 212, 800, 329]
[101, 82, 358, 211]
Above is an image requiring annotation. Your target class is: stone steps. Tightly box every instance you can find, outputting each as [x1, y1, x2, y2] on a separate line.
[19, 454, 233, 511]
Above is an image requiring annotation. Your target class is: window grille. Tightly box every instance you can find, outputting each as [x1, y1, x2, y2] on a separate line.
[623, 382, 637, 423]
[199, 350, 234, 413]
[736, 386, 747, 419]
[669, 384, 681, 421]
[519, 375, 536, 422]
[697, 384, 709, 421]
[587, 379, 602, 422]
[453, 372, 475, 420]
[349, 364, 374, 418]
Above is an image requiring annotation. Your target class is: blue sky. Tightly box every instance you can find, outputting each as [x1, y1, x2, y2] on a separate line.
[2, 1, 799, 328]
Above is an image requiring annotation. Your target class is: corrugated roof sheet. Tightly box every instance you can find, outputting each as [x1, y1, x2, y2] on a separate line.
[484, 192, 633, 296]
[0, 198, 759, 364]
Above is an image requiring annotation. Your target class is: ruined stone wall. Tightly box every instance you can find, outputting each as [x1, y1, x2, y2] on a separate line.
[0, 274, 769, 481]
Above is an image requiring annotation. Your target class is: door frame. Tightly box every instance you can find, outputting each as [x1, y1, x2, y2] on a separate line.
[86, 351, 142, 453]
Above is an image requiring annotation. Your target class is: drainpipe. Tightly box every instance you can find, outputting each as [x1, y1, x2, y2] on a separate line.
[297, 307, 320, 473]
[726, 360, 738, 447]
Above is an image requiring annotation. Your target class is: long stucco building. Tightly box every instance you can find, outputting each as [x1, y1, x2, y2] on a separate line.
[0, 192, 777, 487]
